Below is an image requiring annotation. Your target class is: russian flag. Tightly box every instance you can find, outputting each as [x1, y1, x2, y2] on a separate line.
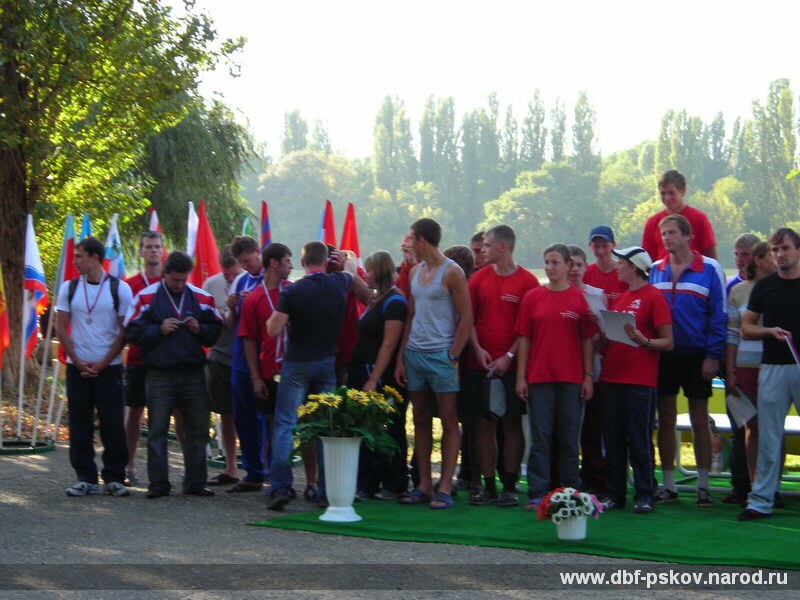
[23, 215, 49, 358]
[317, 199, 337, 247]
[103, 213, 127, 279]
[260, 201, 271, 250]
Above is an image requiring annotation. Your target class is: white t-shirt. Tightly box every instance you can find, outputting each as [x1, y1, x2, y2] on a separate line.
[55, 276, 133, 364]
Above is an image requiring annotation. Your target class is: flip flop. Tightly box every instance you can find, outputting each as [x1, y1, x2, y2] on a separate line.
[207, 473, 239, 486]
[398, 488, 432, 505]
[429, 491, 454, 510]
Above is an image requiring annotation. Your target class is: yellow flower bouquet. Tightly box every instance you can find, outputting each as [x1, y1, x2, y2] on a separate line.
[294, 386, 402, 454]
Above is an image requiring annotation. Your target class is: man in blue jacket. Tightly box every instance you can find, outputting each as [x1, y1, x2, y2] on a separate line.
[126, 251, 223, 499]
[649, 214, 726, 507]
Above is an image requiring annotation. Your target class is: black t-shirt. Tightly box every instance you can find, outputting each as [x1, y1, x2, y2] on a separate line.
[747, 273, 800, 364]
[350, 292, 408, 366]
[277, 271, 351, 362]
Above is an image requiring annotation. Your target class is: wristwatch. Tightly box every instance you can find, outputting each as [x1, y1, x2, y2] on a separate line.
[506, 351, 515, 360]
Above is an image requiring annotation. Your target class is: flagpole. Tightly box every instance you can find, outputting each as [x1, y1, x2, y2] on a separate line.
[0, 366, 5, 448]
[44, 358, 61, 440]
[31, 307, 56, 445]
[16, 291, 28, 439]
[52, 389, 66, 443]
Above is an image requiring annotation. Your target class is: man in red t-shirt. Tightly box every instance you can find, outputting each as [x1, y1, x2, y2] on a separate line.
[465, 225, 539, 507]
[584, 225, 628, 309]
[599, 246, 673, 513]
[237, 243, 296, 492]
[122, 230, 163, 486]
[641, 170, 717, 260]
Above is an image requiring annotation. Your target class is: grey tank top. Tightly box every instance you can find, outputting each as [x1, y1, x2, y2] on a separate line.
[407, 258, 457, 352]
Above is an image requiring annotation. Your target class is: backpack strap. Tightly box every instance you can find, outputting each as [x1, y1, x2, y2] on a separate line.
[66, 275, 119, 313]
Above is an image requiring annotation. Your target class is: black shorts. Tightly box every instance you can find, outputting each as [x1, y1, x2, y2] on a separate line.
[657, 352, 713, 399]
[458, 367, 526, 425]
[206, 360, 233, 415]
[124, 365, 147, 408]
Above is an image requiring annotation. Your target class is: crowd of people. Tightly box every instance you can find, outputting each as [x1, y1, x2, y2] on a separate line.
[54, 169, 800, 524]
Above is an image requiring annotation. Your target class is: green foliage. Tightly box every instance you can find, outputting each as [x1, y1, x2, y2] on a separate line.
[281, 110, 309, 156]
[294, 386, 402, 455]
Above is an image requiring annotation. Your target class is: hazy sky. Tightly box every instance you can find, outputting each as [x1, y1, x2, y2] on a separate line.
[196, 0, 800, 159]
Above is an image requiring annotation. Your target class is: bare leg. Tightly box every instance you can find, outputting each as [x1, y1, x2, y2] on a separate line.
[745, 417, 758, 483]
[688, 397, 711, 470]
[124, 405, 145, 475]
[434, 391, 459, 504]
[220, 413, 238, 477]
[410, 390, 435, 496]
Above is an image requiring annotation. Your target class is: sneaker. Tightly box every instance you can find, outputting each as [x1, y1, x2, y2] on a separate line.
[124, 470, 139, 487]
[696, 488, 714, 508]
[267, 488, 292, 511]
[468, 488, 498, 506]
[64, 482, 99, 497]
[497, 491, 519, 507]
[634, 500, 654, 514]
[654, 486, 679, 504]
[303, 485, 319, 502]
[103, 482, 131, 497]
[373, 490, 399, 501]
[600, 497, 624, 510]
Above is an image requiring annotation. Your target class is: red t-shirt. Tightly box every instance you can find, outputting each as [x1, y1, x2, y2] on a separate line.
[583, 263, 628, 310]
[641, 204, 716, 260]
[124, 272, 157, 366]
[515, 286, 598, 385]
[465, 265, 539, 371]
[238, 284, 282, 379]
[599, 284, 672, 388]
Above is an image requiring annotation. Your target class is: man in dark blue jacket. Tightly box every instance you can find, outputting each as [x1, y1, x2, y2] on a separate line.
[126, 251, 222, 498]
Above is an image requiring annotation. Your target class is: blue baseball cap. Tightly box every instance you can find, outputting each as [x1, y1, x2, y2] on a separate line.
[589, 225, 615, 243]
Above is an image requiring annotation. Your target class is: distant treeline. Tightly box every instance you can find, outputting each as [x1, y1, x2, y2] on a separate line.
[242, 79, 799, 267]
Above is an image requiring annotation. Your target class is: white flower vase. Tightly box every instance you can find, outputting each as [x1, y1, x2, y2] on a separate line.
[319, 436, 362, 523]
[555, 515, 587, 541]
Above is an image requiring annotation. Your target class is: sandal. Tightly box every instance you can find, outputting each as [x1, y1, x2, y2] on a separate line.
[398, 488, 432, 505]
[430, 491, 454, 510]
[522, 497, 542, 511]
[207, 473, 239, 486]
[303, 485, 320, 502]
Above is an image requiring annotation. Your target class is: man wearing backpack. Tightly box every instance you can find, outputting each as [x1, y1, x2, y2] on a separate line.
[55, 237, 134, 497]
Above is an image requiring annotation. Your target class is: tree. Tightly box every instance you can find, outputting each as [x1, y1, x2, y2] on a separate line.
[1, 0, 236, 376]
[520, 90, 547, 172]
[550, 99, 567, 163]
[281, 110, 309, 156]
[142, 97, 255, 251]
[419, 96, 436, 183]
[572, 90, 599, 172]
[310, 120, 332, 155]
[500, 105, 519, 188]
[372, 96, 417, 197]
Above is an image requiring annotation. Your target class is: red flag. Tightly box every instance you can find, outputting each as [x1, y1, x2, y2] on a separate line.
[149, 207, 168, 262]
[189, 200, 221, 287]
[260, 201, 271, 250]
[317, 199, 337, 247]
[0, 266, 9, 368]
[340, 202, 361, 265]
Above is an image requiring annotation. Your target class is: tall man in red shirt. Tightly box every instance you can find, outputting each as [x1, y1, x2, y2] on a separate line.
[123, 230, 164, 486]
[465, 225, 539, 507]
[641, 170, 717, 260]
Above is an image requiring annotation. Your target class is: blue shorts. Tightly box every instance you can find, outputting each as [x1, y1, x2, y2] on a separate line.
[405, 349, 459, 394]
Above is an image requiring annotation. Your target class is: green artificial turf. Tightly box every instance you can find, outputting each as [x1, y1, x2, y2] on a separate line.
[252, 482, 800, 570]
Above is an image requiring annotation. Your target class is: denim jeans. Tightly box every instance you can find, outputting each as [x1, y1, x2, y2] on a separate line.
[146, 367, 210, 493]
[66, 364, 127, 484]
[526, 382, 583, 498]
[231, 368, 269, 483]
[269, 357, 336, 492]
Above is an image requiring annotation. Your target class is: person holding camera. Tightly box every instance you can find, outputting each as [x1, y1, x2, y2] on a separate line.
[125, 251, 223, 499]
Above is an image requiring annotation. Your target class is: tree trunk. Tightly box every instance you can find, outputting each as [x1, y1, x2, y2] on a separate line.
[0, 146, 29, 391]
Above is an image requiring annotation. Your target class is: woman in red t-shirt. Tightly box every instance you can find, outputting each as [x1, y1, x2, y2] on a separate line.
[598, 246, 673, 513]
[515, 244, 597, 509]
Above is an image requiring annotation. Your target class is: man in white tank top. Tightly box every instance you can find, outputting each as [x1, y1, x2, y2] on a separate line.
[395, 218, 473, 509]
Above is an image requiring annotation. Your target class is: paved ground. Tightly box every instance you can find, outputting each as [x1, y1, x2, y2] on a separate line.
[0, 443, 792, 599]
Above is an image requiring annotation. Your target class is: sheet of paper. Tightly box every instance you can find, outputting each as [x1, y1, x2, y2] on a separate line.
[726, 389, 757, 428]
[585, 293, 606, 331]
[599, 310, 638, 346]
[786, 337, 800, 370]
